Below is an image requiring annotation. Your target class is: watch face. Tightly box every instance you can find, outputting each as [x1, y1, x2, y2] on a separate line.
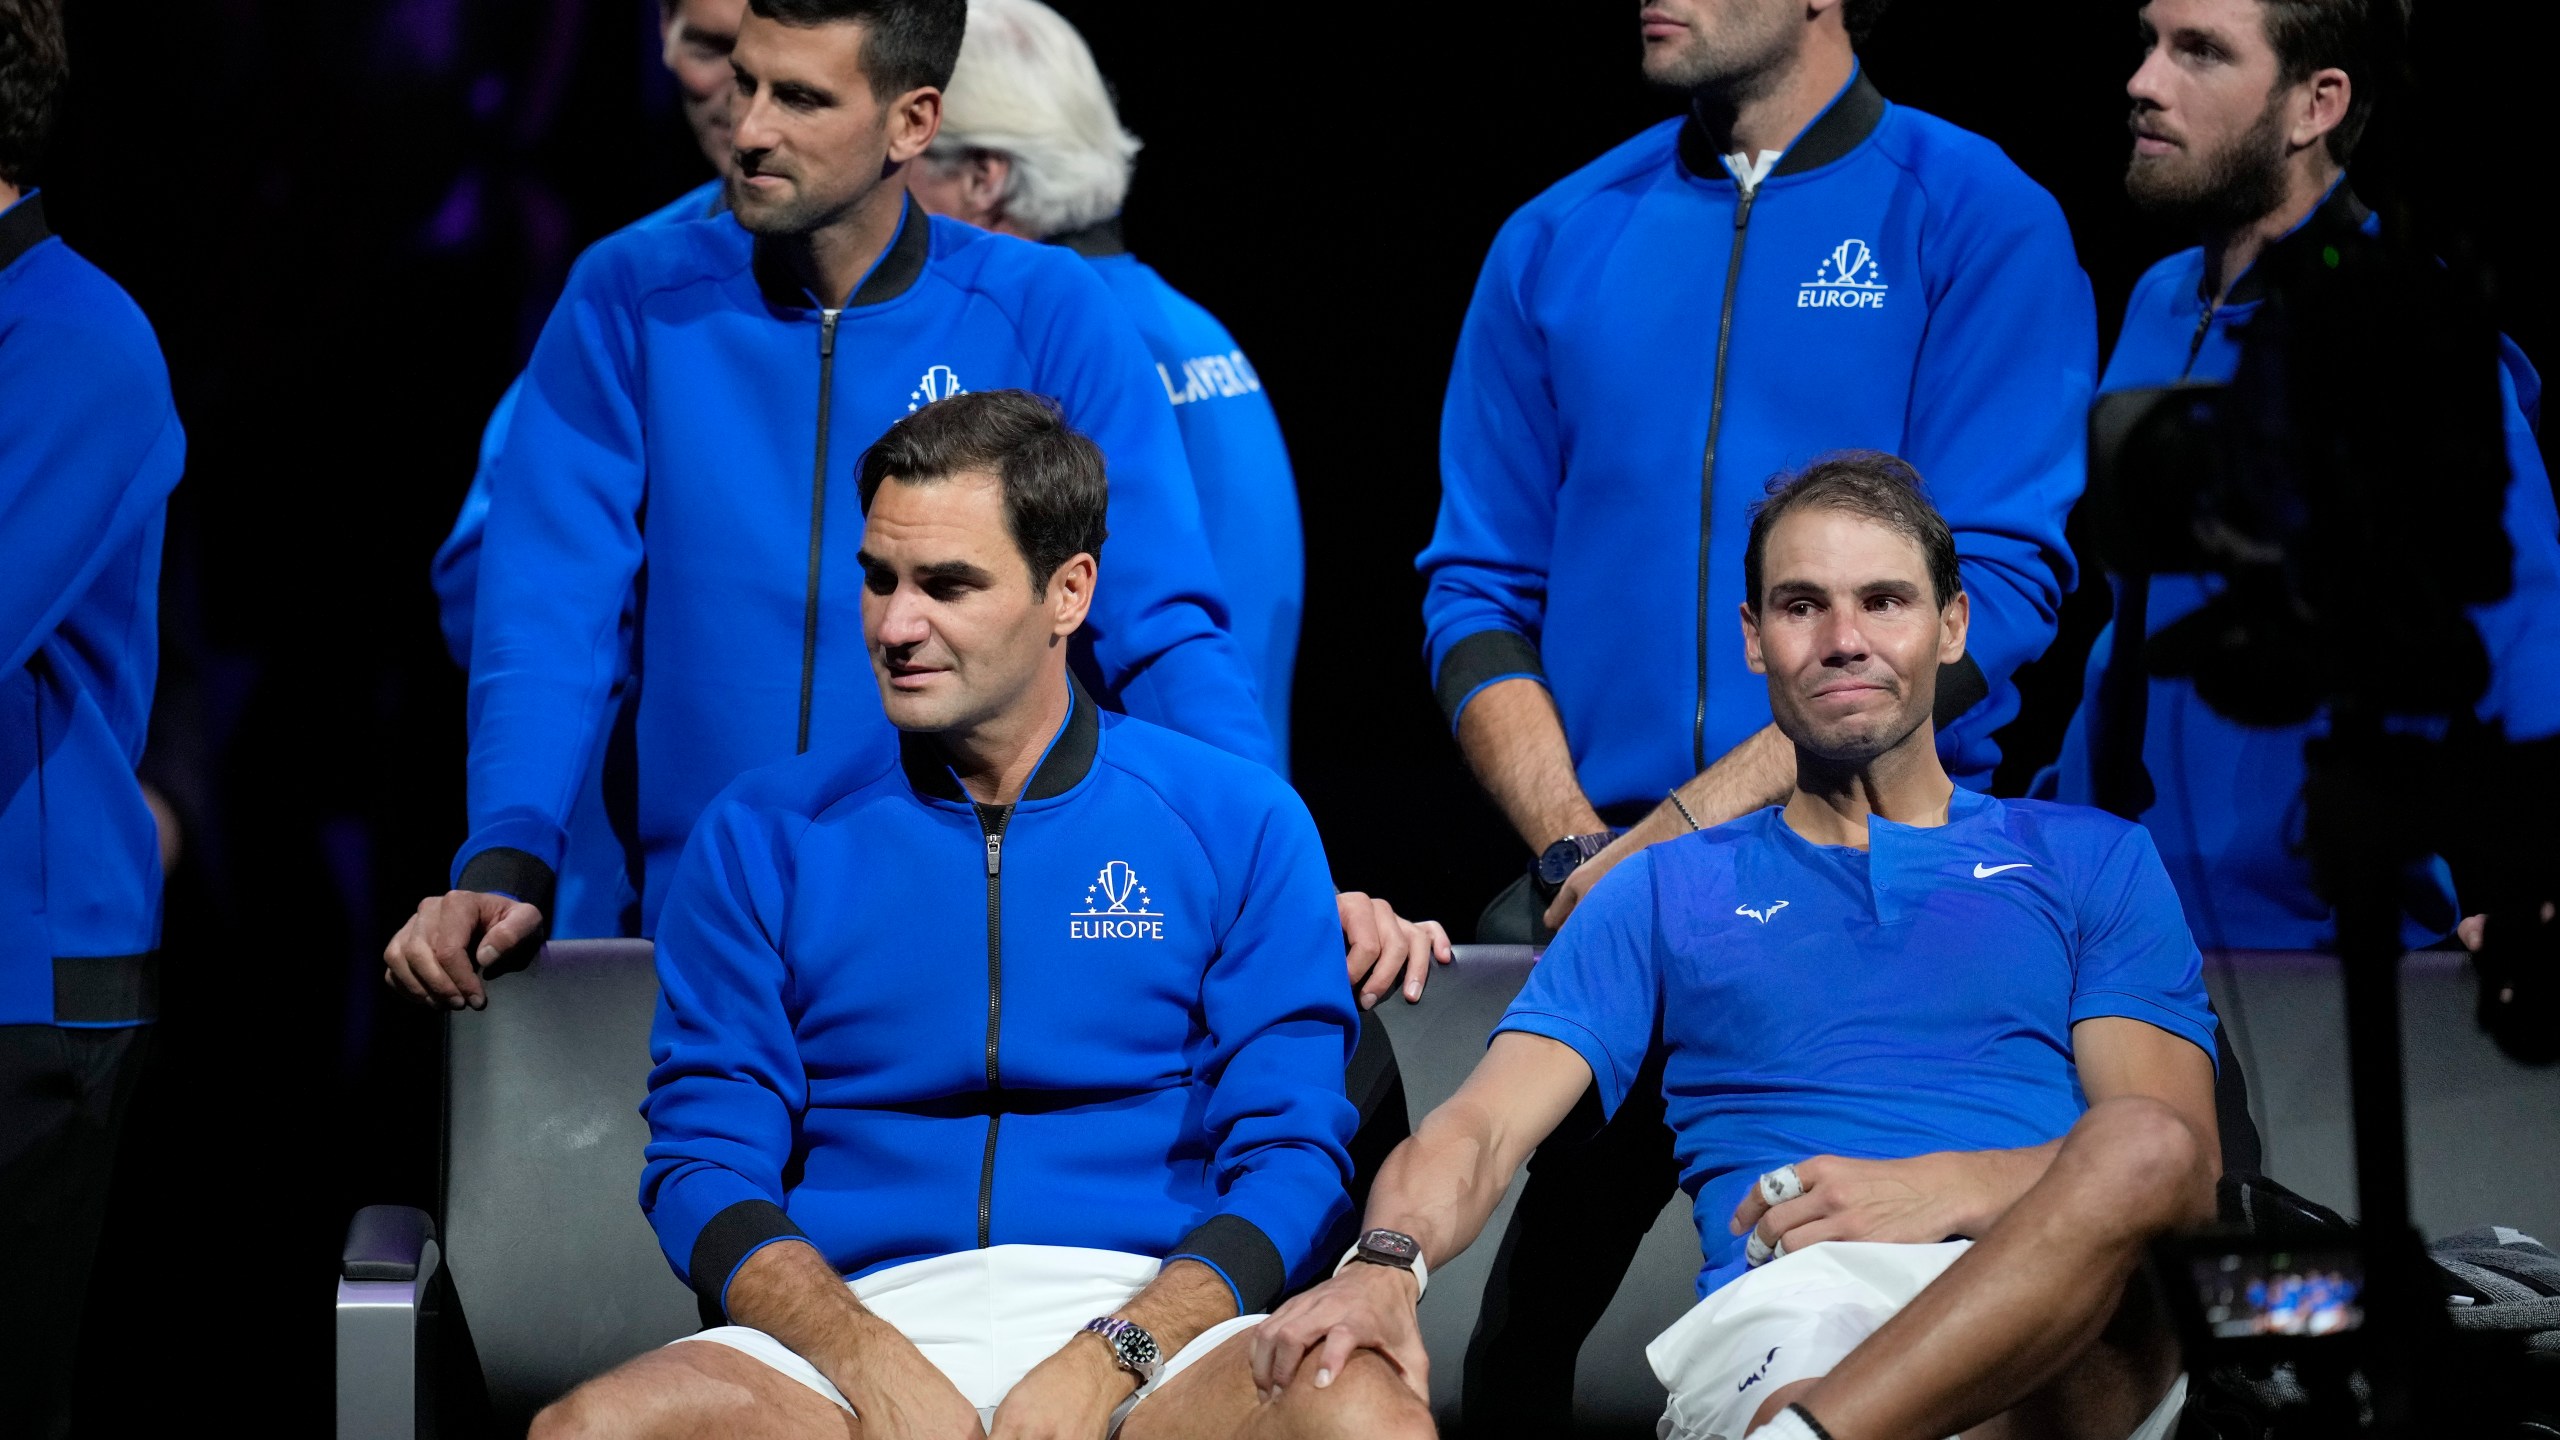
[1360, 1228, 1421, 1264]
[1535, 840, 1585, 887]
[1116, 1327, 1160, 1369]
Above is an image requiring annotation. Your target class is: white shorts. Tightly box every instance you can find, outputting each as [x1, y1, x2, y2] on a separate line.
[1645, 1240, 2186, 1440]
[674, 1245, 1262, 1432]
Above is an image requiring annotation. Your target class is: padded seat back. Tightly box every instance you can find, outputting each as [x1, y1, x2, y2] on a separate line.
[442, 940, 697, 1425]
[1375, 945, 1698, 1431]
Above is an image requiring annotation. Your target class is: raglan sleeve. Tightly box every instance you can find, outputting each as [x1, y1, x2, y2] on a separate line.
[427, 377, 521, 670]
[0, 284, 183, 677]
[1416, 216, 1565, 730]
[1025, 260, 1279, 772]
[1171, 779, 1359, 1310]
[1492, 848, 1663, 1117]
[448, 244, 650, 912]
[637, 791, 816, 1314]
[2069, 821, 2218, 1066]
[2464, 353, 2560, 744]
[1901, 166, 2097, 767]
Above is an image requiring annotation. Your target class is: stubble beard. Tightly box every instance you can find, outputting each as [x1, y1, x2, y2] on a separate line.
[1643, 3, 1800, 106]
[2125, 91, 2292, 234]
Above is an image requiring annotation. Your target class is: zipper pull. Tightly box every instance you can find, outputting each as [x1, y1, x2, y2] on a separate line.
[1735, 191, 1755, 229]
[819, 308, 841, 359]
[985, 831, 1002, 876]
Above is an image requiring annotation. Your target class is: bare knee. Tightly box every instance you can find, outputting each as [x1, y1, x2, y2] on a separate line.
[528, 1386, 611, 1440]
[2069, 1095, 2211, 1228]
[1277, 1349, 1435, 1440]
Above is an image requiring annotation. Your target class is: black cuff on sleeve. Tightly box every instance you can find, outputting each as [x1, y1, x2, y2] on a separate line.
[1168, 1213, 1288, 1315]
[456, 846, 559, 921]
[1932, 652, 1990, 728]
[1434, 630, 1546, 724]
[687, 1199, 809, 1317]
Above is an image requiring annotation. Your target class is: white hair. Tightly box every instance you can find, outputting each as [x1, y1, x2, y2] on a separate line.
[928, 0, 1141, 239]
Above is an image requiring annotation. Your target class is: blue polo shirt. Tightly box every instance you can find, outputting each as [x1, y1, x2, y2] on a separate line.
[1496, 787, 2216, 1298]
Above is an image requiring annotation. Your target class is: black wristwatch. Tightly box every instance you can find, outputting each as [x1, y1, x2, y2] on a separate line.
[1335, 1226, 1430, 1296]
[1531, 832, 1613, 900]
[1081, 1315, 1163, 1385]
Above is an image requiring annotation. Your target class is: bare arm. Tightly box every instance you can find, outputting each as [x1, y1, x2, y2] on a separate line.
[1733, 1017, 2221, 1255]
[1544, 723, 1796, 928]
[727, 1240, 983, 1439]
[1248, 1033, 1593, 1398]
[1456, 678, 1605, 853]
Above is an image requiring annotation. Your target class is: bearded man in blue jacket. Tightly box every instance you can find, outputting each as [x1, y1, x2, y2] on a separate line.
[385, 0, 1285, 1006]
[1416, 0, 2098, 1420]
[532, 391, 1428, 1440]
[0, 3, 186, 1431]
[2040, 0, 2560, 951]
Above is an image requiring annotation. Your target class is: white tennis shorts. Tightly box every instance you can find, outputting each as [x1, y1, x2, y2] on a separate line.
[1645, 1240, 2187, 1440]
[674, 1244, 1264, 1431]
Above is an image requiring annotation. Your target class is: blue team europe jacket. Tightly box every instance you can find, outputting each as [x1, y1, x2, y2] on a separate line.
[456, 194, 1273, 931]
[0, 193, 185, 1027]
[1418, 72, 2094, 808]
[641, 684, 1356, 1316]
[433, 179, 724, 936]
[2041, 188, 2560, 948]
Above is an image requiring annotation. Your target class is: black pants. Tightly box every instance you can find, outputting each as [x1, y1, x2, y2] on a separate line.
[0, 1023, 151, 1440]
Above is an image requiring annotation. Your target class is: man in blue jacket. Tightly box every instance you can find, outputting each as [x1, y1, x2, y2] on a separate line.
[1418, 0, 2096, 1419]
[0, 4, 187, 1432]
[534, 392, 1427, 1439]
[2041, 0, 2560, 949]
[385, 0, 1280, 1005]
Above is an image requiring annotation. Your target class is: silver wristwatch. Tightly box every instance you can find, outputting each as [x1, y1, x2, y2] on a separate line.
[1081, 1315, 1164, 1385]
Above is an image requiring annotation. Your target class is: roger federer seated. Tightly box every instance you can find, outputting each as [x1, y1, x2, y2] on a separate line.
[535, 391, 1428, 1440]
[1256, 452, 2222, 1440]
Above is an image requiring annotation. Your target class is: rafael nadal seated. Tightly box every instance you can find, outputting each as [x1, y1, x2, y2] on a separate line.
[1254, 452, 2221, 1440]
[534, 390, 1431, 1440]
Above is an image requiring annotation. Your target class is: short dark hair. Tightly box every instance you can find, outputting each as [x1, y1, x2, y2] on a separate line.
[2258, 0, 2398, 163]
[1842, 0, 1890, 45]
[1743, 451, 1961, 609]
[0, 0, 66, 190]
[746, 0, 966, 100]
[858, 389, 1108, 595]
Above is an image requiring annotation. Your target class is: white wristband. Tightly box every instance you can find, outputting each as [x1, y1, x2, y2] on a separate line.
[1334, 1242, 1428, 1299]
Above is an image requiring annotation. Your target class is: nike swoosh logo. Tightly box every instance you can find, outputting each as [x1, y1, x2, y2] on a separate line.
[1973, 862, 2033, 878]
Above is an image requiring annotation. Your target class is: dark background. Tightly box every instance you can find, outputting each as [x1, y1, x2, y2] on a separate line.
[34, 0, 2555, 1427]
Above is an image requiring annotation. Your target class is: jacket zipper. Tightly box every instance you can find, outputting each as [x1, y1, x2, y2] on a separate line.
[795, 308, 843, 755]
[973, 800, 1013, 1248]
[1694, 186, 1759, 773]
[2182, 301, 2215, 380]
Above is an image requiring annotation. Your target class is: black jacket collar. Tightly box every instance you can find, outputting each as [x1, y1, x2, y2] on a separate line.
[899, 676, 1101, 804]
[2217, 184, 2371, 308]
[752, 193, 931, 312]
[1677, 70, 1887, 186]
[0, 191, 51, 274]
[1047, 218, 1126, 258]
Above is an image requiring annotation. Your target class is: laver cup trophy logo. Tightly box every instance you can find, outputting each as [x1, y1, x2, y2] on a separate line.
[1071, 860, 1165, 940]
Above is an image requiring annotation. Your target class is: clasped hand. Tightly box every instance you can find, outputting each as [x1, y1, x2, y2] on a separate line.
[1248, 1261, 1427, 1404]
[981, 1333, 1136, 1440]
[1727, 1152, 1986, 1260]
